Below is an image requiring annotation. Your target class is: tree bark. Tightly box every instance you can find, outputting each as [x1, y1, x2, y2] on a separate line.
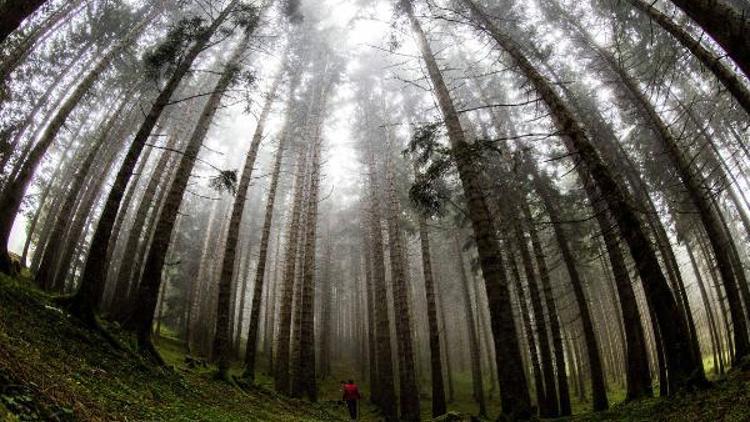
[35, 95, 128, 290]
[511, 219, 558, 416]
[0, 4, 161, 274]
[275, 147, 308, 394]
[668, 0, 750, 78]
[66, 1, 236, 325]
[401, 2, 532, 417]
[215, 63, 283, 378]
[365, 151, 397, 420]
[520, 199, 572, 414]
[418, 216, 446, 418]
[454, 235, 486, 417]
[461, 0, 704, 393]
[384, 157, 420, 421]
[535, 180, 609, 411]
[127, 31, 249, 364]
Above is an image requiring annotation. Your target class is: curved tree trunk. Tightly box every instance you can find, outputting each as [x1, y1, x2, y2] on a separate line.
[66, 1, 235, 325]
[511, 219, 558, 416]
[535, 182, 609, 410]
[0, 0, 84, 87]
[126, 32, 249, 363]
[506, 242, 546, 414]
[400, 2, 532, 417]
[0, 4, 161, 274]
[35, 95, 128, 290]
[521, 199, 573, 413]
[215, 63, 283, 378]
[461, 0, 704, 393]
[624, 0, 750, 114]
[668, 0, 750, 78]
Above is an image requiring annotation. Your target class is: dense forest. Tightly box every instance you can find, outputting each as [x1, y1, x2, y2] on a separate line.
[0, 0, 749, 420]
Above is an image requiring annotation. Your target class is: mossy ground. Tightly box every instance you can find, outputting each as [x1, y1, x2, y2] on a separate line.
[0, 274, 343, 421]
[1, 272, 749, 421]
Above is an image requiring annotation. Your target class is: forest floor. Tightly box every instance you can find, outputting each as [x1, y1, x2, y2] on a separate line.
[2, 272, 750, 421]
[0, 273, 344, 421]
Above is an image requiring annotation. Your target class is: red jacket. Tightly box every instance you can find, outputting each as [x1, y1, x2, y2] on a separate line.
[342, 383, 361, 401]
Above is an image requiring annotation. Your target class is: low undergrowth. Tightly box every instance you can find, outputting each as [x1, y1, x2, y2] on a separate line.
[1, 273, 749, 421]
[0, 274, 342, 421]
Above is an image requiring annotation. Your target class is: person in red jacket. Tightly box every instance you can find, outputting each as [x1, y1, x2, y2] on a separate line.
[342, 379, 362, 420]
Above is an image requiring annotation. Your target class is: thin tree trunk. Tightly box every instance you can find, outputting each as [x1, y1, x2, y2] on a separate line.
[507, 241, 546, 414]
[365, 151, 397, 420]
[215, 63, 283, 378]
[275, 147, 308, 394]
[511, 220, 558, 416]
[535, 180, 609, 410]
[686, 240, 725, 375]
[384, 157, 420, 421]
[35, 95, 128, 290]
[454, 235, 487, 417]
[418, 215, 446, 417]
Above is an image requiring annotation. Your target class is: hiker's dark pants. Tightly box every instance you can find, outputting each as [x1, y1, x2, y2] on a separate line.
[346, 400, 357, 419]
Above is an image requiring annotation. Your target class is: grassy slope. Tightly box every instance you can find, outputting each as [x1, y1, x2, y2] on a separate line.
[0, 274, 343, 421]
[1, 273, 750, 421]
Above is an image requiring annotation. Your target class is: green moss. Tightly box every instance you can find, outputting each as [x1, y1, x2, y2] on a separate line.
[2, 273, 749, 421]
[0, 274, 344, 421]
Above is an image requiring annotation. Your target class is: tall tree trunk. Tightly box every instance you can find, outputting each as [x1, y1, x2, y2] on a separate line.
[291, 124, 322, 402]
[365, 152, 398, 420]
[454, 235, 487, 417]
[126, 32, 249, 364]
[0, 4, 161, 274]
[461, 0, 705, 393]
[65, 1, 236, 325]
[507, 242, 546, 414]
[511, 220, 558, 416]
[108, 129, 181, 319]
[275, 147, 308, 394]
[521, 199, 573, 413]
[668, 0, 750, 78]
[384, 157, 420, 421]
[215, 64, 283, 378]
[535, 181, 609, 411]
[418, 215, 446, 417]
[241, 86, 290, 381]
[624, 0, 750, 114]
[35, 95, 128, 290]
[400, 2, 532, 417]
[686, 239, 725, 375]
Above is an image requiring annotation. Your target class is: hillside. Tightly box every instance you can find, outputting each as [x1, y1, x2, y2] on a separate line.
[0, 274, 343, 421]
[2, 273, 750, 421]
